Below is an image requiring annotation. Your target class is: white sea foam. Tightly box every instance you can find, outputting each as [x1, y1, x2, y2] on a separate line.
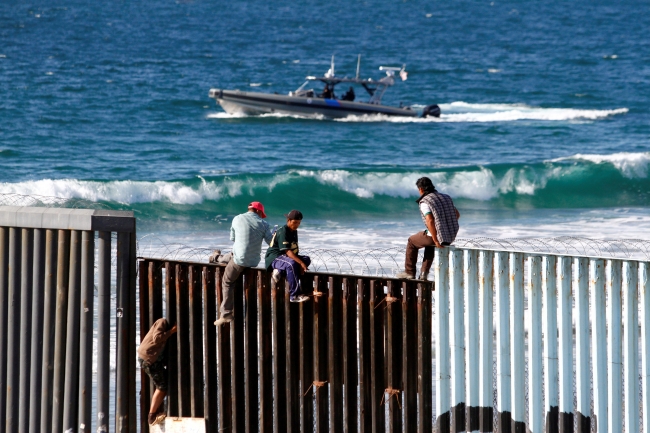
[333, 102, 628, 123]
[549, 151, 650, 178]
[294, 167, 555, 201]
[0, 178, 230, 204]
[206, 112, 249, 119]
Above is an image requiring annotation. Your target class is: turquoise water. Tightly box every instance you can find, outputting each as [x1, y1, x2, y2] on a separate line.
[1, 1, 649, 246]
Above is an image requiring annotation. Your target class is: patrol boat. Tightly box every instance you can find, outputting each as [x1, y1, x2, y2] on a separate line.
[208, 56, 441, 119]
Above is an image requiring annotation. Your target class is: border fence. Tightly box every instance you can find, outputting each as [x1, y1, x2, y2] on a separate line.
[0, 206, 137, 433]
[1, 199, 649, 432]
[139, 248, 650, 433]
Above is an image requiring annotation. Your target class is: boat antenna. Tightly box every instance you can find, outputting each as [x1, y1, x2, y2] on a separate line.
[331, 55, 335, 77]
[356, 54, 361, 79]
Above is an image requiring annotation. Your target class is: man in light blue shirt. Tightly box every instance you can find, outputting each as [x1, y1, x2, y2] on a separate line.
[215, 201, 273, 325]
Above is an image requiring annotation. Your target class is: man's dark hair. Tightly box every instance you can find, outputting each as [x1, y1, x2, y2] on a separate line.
[415, 177, 435, 193]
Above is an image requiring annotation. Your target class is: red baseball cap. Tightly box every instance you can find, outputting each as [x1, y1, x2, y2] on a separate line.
[248, 201, 267, 218]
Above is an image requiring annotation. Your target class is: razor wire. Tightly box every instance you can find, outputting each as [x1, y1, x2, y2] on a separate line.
[137, 236, 650, 278]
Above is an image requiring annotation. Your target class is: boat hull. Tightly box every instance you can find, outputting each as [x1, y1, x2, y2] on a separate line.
[209, 88, 418, 118]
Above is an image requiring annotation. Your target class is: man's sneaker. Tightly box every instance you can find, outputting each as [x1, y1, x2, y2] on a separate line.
[395, 271, 415, 279]
[208, 249, 222, 264]
[214, 315, 233, 326]
[419, 273, 429, 281]
[290, 295, 310, 303]
[148, 411, 166, 426]
[271, 269, 281, 284]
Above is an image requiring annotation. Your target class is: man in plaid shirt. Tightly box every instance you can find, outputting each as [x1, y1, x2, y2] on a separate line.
[396, 177, 460, 280]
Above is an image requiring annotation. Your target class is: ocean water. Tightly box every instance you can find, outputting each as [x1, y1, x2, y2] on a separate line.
[1, 1, 649, 245]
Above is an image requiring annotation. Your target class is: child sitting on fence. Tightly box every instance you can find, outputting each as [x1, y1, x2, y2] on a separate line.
[265, 210, 311, 303]
[138, 318, 177, 426]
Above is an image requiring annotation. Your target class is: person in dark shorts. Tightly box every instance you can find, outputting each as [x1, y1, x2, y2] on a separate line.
[138, 318, 177, 426]
[265, 210, 311, 302]
[396, 177, 460, 280]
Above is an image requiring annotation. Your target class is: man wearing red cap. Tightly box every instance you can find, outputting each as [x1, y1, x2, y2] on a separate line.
[215, 201, 273, 325]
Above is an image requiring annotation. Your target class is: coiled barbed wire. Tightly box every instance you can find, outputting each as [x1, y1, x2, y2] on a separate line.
[137, 236, 650, 278]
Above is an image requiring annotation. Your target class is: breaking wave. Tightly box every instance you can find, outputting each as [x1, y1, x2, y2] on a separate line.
[1, 152, 647, 219]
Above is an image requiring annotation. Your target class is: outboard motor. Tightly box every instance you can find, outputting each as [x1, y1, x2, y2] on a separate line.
[421, 104, 441, 118]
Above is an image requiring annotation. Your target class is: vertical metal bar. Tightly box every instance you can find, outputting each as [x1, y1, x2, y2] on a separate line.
[149, 262, 163, 334]
[434, 248, 450, 433]
[203, 266, 219, 433]
[232, 275, 246, 432]
[96, 231, 110, 433]
[29, 229, 46, 433]
[358, 278, 372, 433]
[299, 274, 314, 433]
[285, 279, 300, 433]
[641, 262, 650, 433]
[5, 227, 21, 432]
[52, 229, 70, 433]
[402, 281, 417, 433]
[417, 281, 433, 433]
[0, 227, 7, 429]
[115, 231, 131, 432]
[128, 232, 138, 433]
[510, 252, 525, 433]
[369, 279, 385, 433]
[590, 259, 607, 433]
[244, 269, 257, 431]
[215, 266, 232, 432]
[165, 262, 178, 418]
[385, 280, 402, 433]
[138, 260, 151, 433]
[63, 230, 82, 432]
[607, 260, 622, 433]
[479, 250, 494, 432]
[257, 270, 273, 433]
[575, 258, 590, 433]
[465, 249, 480, 432]
[528, 256, 543, 433]
[450, 249, 466, 432]
[176, 263, 191, 416]
[557, 256, 573, 433]
[314, 275, 330, 433]
[18, 228, 34, 433]
[78, 231, 94, 433]
[623, 261, 639, 433]
[328, 275, 343, 432]
[495, 251, 511, 433]
[543, 255, 558, 433]
[342, 278, 358, 433]
[189, 265, 205, 417]
[271, 270, 285, 433]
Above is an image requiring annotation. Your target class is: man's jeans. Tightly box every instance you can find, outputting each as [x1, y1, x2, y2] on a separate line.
[220, 260, 247, 318]
[405, 231, 436, 277]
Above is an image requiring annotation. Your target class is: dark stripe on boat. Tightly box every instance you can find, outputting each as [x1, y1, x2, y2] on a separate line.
[219, 92, 416, 116]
